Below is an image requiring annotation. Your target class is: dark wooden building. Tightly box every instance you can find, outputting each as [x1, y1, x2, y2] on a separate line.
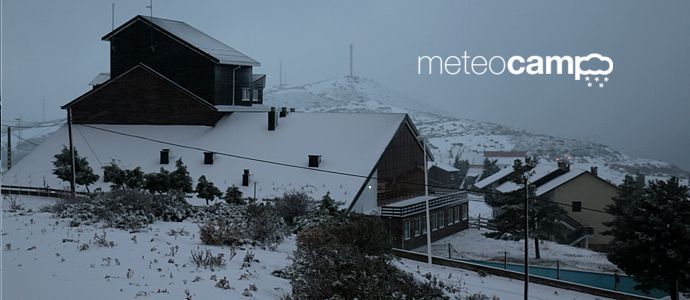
[381, 192, 469, 250]
[64, 15, 267, 125]
[428, 162, 461, 193]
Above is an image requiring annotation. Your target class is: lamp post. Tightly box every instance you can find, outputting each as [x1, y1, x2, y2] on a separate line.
[421, 136, 432, 266]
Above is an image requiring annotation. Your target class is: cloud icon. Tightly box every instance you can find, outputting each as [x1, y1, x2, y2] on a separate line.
[575, 53, 613, 80]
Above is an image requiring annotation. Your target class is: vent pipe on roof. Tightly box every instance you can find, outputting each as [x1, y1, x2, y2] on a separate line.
[308, 155, 322, 168]
[590, 166, 598, 176]
[242, 169, 250, 186]
[268, 107, 278, 131]
[280, 107, 288, 117]
[160, 149, 170, 164]
[290, 108, 296, 113]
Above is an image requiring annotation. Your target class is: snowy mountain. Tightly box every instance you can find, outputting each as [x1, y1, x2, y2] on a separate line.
[265, 76, 689, 184]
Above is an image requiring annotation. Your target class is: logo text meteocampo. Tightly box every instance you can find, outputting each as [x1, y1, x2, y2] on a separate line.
[417, 51, 613, 88]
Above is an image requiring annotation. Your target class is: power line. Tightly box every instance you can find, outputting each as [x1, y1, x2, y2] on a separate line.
[75, 126, 103, 168]
[78, 123, 614, 216]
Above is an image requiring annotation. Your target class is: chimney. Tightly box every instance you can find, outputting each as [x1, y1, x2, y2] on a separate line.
[204, 152, 214, 165]
[557, 160, 570, 171]
[160, 149, 170, 164]
[242, 169, 250, 186]
[289, 108, 296, 113]
[308, 155, 322, 168]
[280, 107, 288, 117]
[590, 166, 598, 176]
[268, 107, 278, 131]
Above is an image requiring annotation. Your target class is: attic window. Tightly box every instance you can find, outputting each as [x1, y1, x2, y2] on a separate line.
[160, 149, 170, 164]
[242, 88, 251, 101]
[308, 155, 322, 168]
[204, 152, 214, 165]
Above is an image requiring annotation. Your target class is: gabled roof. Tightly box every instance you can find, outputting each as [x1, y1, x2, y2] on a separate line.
[474, 166, 514, 189]
[494, 165, 560, 193]
[4, 112, 409, 210]
[536, 169, 619, 197]
[103, 15, 260, 66]
[62, 63, 217, 111]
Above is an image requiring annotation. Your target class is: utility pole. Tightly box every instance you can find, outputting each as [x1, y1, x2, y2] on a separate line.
[67, 108, 77, 196]
[42, 98, 46, 122]
[6, 126, 11, 170]
[422, 137, 432, 266]
[349, 44, 353, 77]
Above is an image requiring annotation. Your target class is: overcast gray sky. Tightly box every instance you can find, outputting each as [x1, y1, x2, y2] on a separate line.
[2, 0, 689, 170]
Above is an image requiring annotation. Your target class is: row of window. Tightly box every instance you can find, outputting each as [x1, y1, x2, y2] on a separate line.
[402, 204, 468, 240]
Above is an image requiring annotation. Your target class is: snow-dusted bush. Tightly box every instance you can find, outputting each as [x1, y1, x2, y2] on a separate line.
[272, 190, 318, 228]
[289, 214, 445, 299]
[197, 203, 286, 247]
[49, 190, 193, 229]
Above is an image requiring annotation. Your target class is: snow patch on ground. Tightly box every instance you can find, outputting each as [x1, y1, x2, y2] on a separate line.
[394, 258, 609, 300]
[1, 195, 295, 300]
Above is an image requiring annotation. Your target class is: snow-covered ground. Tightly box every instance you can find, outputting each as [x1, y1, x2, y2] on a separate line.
[1, 195, 294, 299]
[395, 258, 611, 300]
[417, 228, 617, 272]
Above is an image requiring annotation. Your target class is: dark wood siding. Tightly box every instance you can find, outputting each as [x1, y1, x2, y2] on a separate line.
[382, 203, 469, 250]
[214, 65, 253, 106]
[109, 20, 217, 104]
[376, 122, 426, 206]
[70, 66, 222, 125]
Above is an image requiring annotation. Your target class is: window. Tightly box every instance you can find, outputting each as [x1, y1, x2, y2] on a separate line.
[438, 211, 445, 229]
[431, 213, 437, 231]
[403, 220, 411, 240]
[453, 206, 460, 223]
[414, 217, 421, 237]
[252, 89, 259, 101]
[421, 215, 427, 234]
[572, 201, 582, 212]
[447, 207, 454, 226]
[242, 88, 251, 101]
[461, 204, 468, 221]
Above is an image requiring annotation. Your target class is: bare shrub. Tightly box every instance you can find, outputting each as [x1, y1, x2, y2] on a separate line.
[190, 247, 226, 270]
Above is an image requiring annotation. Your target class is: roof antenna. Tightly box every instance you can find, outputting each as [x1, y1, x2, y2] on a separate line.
[349, 44, 353, 77]
[111, 2, 115, 30]
[146, 0, 153, 18]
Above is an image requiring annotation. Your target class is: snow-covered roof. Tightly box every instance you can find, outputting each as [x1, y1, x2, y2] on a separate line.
[429, 162, 458, 172]
[473, 166, 514, 189]
[383, 195, 436, 207]
[535, 169, 588, 196]
[88, 73, 110, 86]
[3, 112, 409, 209]
[215, 105, 273, 112]
[494, 165, 558, 193]
[103, 16, 260, 66]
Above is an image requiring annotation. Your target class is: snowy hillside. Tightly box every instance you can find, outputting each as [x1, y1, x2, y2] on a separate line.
[265, 76, 689, 184]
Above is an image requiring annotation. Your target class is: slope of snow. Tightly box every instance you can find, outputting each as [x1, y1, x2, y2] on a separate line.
[416, 229, 617, 272]
[1, 195, 294, 299]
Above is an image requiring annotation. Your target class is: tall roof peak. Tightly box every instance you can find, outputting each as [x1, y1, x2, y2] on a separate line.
[103, 15, 260, 66]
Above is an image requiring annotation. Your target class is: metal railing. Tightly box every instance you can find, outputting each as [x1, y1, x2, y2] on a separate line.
[380, 191, 467, 217]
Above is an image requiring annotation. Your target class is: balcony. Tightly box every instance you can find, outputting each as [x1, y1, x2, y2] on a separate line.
[381, 191, 468, 218]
